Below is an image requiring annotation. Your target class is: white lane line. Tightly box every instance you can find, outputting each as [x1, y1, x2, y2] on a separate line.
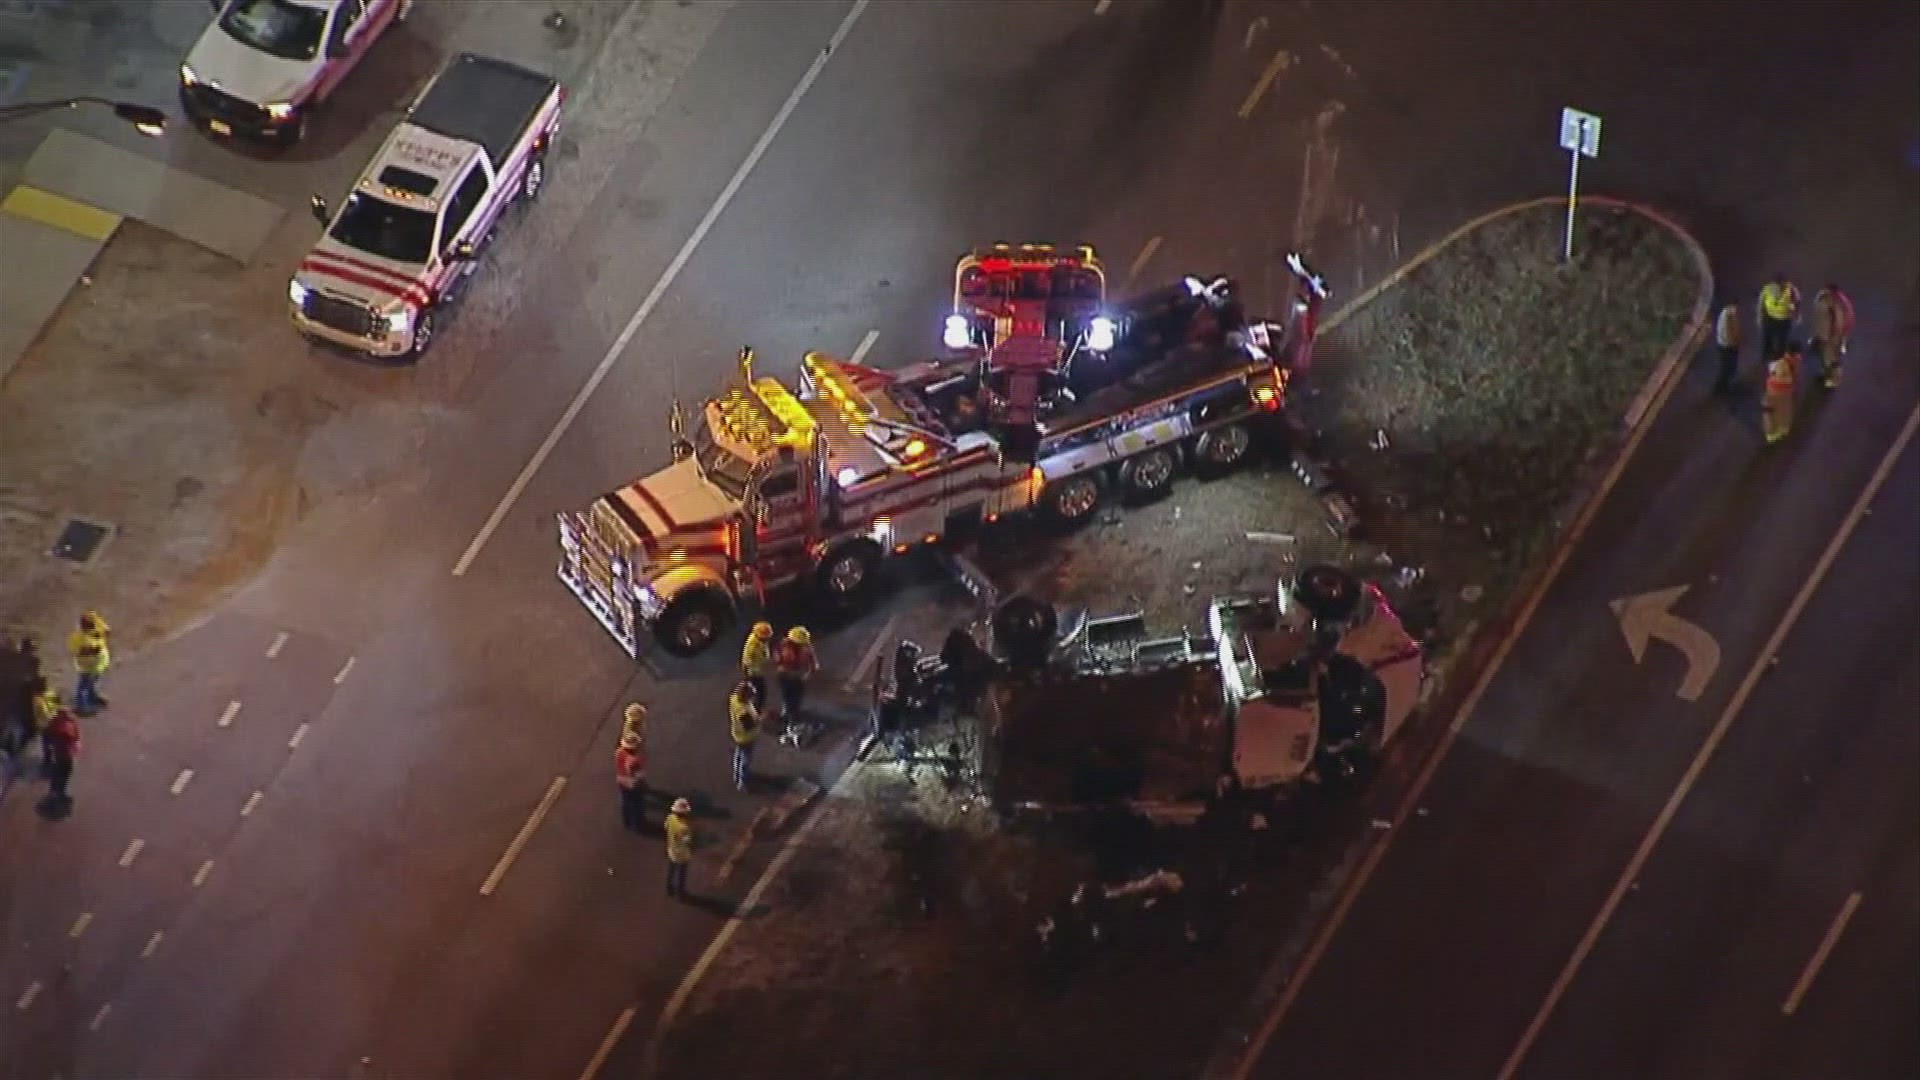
[1782, 891, 1865, 1016]
[265, 631, 288, 658]
[118, 839, 145, 867]
[1126, 236, 1163, 287]
[140, 931, 163, 958]
[333, 656, 355, 685]
[288, 722, 310, 749]
[1093, 0, 1112, 14]
[240, 791, 264, 817]
[16, 981, 41, 1011]
[1498, 401, 1920, 1080]
[170, 768, 194, 795]
[644, 758, 865, 1075]
[843, 612, 903, 693]
[216, 700, 241, 728]
[89, 1002, 112, 1031]
[481, 776, 569, 897]
[1237, 49, 1292, 119]
[578, 1005, 638, 1080]
[452, 0, 873, 578]
[192, 859, 215, 888]
[69, 912, 93, 938]
[849, 329, 880, 365]
[1223, 294, 1705, 1080]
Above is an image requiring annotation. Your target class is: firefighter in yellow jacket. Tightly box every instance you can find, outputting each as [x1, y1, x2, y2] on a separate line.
[1758, 272, 1800, 360]
[739, 622, 775, 702]
[66, 611, 110, 716]
[664, 798, 695, 899]
[1763, 349, 1800, 445]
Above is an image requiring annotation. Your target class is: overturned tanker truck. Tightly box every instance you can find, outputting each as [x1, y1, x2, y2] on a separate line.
[973, 566, 1425, 825]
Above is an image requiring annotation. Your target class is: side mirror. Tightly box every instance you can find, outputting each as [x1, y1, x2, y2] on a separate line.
[308, 195, 329, 225]
[448, 239, 476, 261]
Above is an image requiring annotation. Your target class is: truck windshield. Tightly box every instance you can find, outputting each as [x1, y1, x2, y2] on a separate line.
[219, 0, 328, 62]
[327, 192, 436, 265]
[692, 423, 751, 500]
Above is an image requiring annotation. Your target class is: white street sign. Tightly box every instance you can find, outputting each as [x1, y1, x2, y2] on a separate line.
[1560, 107, 1602, 159]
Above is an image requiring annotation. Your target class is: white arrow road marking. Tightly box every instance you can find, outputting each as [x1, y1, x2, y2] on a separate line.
[1609, 584, 1721, 701]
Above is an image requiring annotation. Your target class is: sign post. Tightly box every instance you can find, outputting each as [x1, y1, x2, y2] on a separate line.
[1558, 106, 1602, 262]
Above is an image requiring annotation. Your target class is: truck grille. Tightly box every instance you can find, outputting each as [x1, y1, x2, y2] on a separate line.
[184, 83, 269, 126]
[301, 292, 374, 337]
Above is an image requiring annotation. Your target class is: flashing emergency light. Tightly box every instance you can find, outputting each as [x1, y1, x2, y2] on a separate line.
[943, 314, 972, 350]
[1086, 316, 1117, 353]
[1183, 276, 1205, 296]
[837, 467, 859, 487]
[903, 439, 928, 459]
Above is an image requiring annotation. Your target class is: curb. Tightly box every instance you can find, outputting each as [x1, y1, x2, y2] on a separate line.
[1203, 195, 1714, 1080]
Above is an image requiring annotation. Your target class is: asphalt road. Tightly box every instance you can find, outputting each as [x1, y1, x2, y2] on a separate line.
[2, 2, 1352, 1078]
[1237, 1, 1920, 1078]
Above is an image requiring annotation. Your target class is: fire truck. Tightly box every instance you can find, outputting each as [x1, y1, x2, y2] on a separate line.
[557, 255, 1331, 658]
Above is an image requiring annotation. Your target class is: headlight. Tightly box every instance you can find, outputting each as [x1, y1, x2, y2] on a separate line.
[264, 101, 296, 122]
[288, 280, 310, 306]
[1086, 316, 1117, 352]
[180, 64, 201, 87]
[382, 307, 413, 337]
[943, 314, 972, 350]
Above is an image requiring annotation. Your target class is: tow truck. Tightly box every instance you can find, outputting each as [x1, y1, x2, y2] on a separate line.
[557, 255, 1331, 658]
[291, 52, 562, 359]
[977, 566, 1426, 824]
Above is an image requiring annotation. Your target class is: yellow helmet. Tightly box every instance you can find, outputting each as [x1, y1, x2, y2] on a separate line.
[671, 798, 692, 815]
[624, 703, 647, 725]
[620, 731, 642, 750]
[787, 626, 811, 646]
[752, 621, 774, 639]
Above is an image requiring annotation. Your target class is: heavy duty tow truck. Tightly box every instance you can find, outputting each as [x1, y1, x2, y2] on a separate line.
[557, 254, 1331, 658]
[977, 566, 1425, 824]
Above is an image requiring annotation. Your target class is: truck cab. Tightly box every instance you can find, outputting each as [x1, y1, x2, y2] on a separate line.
[291, 52, 562, 358]
[180, 0, 408, 145]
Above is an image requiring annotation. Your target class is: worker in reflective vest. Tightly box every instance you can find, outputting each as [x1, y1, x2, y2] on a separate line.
[728, 679, 765, 791]
[1811, 284, 1855, 389]
[775, 626, 818, 725]
[615, 731, 647, 833]
[1763, 350, 1800, 445]
[740, 622, 775, 702]
[664, 798, 695, 900]
[1758, 273, 1800, 360]
[66, 611, 110, 716]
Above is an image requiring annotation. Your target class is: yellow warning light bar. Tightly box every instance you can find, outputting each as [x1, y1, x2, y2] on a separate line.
[803, 352, 879, 427]
[711, 377, 814, 455]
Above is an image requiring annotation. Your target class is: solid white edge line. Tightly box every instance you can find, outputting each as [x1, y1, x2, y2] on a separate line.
[1223, 310, 1702, 1080]
[642, 759, 866, 1077]
[452, 0, 874, 578]
[843, 612, 902, 693]
[1126, 236, 1163, 287]
[481, 775, 569, 896]
[1782, 891, 1864, 1016]
[577, 1005, 638, 1080]
[849, 329, 880, 365]
[1237, 49, 1289, 120]
[1497, 400, 1920, 1080]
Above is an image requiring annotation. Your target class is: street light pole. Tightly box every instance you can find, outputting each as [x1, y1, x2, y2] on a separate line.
[0, 96, 168, 136]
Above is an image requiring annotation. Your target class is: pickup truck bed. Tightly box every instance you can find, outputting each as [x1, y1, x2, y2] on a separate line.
[409, 52, 559, 164]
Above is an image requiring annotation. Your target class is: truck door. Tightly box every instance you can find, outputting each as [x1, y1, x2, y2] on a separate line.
[746, 452, 814, 572]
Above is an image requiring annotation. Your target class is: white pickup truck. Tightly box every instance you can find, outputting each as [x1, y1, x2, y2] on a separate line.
[291, 52, 563, 359]
[179, 0, 410, 145]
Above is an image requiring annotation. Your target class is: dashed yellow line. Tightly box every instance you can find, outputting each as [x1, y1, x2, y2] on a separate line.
[2, 185, 121, 242]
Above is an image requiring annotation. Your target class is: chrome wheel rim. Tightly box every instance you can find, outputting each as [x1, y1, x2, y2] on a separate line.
[1056, 477, 1099, 519]
[1132, 451, 1173, 490]
[1206, 425, 1250, 463]
[827, 554, 867, 594]
[675, 610, 715, 651]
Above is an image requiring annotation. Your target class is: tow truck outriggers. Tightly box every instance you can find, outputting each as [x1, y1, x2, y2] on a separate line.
[557, 254, 1331, 658]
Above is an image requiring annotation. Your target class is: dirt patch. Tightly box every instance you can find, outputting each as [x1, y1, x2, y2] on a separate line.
[649, 202, 1706, 1080]
[0, 223, 421, 652]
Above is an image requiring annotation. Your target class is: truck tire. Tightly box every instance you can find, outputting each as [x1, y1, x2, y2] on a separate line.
[1192, 423, 1251, 478]
[1042, 474, 1102, 530]
[403, 308, 437, 361]
[992, 595, 1057, 670]
[520, 155, 547, 203]
[816, 539, 882, 605]
[653, 590, 731, 657]
[1118, 448, 1176, 503]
